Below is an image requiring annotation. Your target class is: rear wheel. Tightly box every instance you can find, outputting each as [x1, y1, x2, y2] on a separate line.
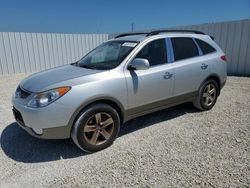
[193, 80, 219, 110]
[71, 103, 120, 153]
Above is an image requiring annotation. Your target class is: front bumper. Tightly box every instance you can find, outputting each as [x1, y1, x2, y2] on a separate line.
[14, 117, 71, 139]
[12, 96, 74, 139]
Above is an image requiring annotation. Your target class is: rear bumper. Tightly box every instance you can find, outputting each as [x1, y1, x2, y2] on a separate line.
[221, 79, 226, 89]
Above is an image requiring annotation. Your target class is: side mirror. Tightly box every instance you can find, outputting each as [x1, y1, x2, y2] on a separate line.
[128, 58, 150, 70]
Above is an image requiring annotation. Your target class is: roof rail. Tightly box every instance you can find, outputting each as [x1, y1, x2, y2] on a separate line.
[146, 30, 205, 36]
[114, 30, 205, 39]
[115, 32, 148, 39]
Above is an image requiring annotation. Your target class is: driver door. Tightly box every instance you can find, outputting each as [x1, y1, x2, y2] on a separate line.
[124, 38, 175, 116]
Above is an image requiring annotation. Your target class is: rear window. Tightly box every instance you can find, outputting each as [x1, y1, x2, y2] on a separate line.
[195, 38, 216, 54]
[171, 37, 199, 61]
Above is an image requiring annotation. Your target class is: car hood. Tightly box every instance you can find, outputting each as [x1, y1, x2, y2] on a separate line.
[20, 65, 103, 92]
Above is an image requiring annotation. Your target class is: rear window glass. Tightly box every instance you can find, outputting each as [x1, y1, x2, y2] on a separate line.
[195, 38, 216, 54]
[171, 37, 199, 61]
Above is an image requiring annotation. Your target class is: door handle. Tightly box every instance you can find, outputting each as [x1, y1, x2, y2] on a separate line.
[201, 63, 208, 70]
[163, 72, 173, 79]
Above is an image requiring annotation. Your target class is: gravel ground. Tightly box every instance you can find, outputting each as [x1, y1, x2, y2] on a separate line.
[0, 74, 249, 188]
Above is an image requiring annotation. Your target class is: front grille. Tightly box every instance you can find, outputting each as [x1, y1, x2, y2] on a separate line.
[16, 86, 30, 99]
[13, 107, 25, 125]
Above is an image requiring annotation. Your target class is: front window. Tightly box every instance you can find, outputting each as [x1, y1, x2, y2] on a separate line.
[135, 39, 167, 66]
[77, 41, 138, 70]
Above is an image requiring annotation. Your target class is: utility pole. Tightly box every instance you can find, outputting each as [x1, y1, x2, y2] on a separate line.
[131, 23, 134, 32]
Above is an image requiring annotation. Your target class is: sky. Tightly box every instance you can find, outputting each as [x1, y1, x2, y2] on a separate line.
[0, 0, 249, 34]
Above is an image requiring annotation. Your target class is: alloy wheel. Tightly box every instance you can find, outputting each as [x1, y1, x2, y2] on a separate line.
[202, 83, 217, 107]
[83, 112, 114, 145]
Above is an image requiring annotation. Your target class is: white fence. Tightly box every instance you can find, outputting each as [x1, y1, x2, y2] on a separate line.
[1, 20, 250, 76]
[0, 32, 108, 74]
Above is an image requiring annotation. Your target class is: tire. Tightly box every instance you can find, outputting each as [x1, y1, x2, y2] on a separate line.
[193, 80, 219, 111]
[71, 103, 120, 153]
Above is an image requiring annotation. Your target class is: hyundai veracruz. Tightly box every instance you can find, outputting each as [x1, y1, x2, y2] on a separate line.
[12, 30, 227, 152]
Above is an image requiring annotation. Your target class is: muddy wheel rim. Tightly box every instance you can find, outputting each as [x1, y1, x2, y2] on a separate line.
[83, 112, 114, 145]
[202, 83, 216, 107]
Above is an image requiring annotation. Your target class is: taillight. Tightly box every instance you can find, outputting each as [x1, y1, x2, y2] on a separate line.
[220, 55, 227, 62]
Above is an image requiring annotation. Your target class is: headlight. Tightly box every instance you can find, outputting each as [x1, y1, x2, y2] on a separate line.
[27, 87, 71, 108]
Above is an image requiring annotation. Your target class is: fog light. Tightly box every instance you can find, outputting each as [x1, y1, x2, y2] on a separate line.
[32, 127, 43, 135]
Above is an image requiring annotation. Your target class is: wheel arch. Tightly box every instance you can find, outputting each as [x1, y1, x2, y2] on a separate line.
[67, 97, 125, 135]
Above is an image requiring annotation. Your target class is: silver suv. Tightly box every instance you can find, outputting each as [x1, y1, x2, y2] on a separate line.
[12, 30, 227, 152]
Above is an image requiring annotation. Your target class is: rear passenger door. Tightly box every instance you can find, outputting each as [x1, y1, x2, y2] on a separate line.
[170, 37, 210, 97]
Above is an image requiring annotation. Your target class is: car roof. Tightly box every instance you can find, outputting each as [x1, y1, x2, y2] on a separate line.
[114, 34, 147, 42]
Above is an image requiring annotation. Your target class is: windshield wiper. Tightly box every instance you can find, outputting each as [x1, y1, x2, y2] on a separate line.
[80, 64, 96, 70]
[71, 61, 79, 66]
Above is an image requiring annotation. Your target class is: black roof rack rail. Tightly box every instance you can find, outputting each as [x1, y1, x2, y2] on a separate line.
[146, 29, 205, 36]
[115, 32, 148, 39]
[114, 30, 205, 39]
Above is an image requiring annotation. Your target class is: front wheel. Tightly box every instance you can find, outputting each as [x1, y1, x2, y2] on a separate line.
[71, 103, 120, 153]
[193, 80, 219, 111]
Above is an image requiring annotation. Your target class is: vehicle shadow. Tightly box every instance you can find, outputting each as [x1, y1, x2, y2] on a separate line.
[0, 123, 85, 163]
[1, 103, 198, 163]
[119, 102, 198, 136]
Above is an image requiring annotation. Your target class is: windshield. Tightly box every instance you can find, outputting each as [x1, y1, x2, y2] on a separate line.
[77, 41, 138, 70]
